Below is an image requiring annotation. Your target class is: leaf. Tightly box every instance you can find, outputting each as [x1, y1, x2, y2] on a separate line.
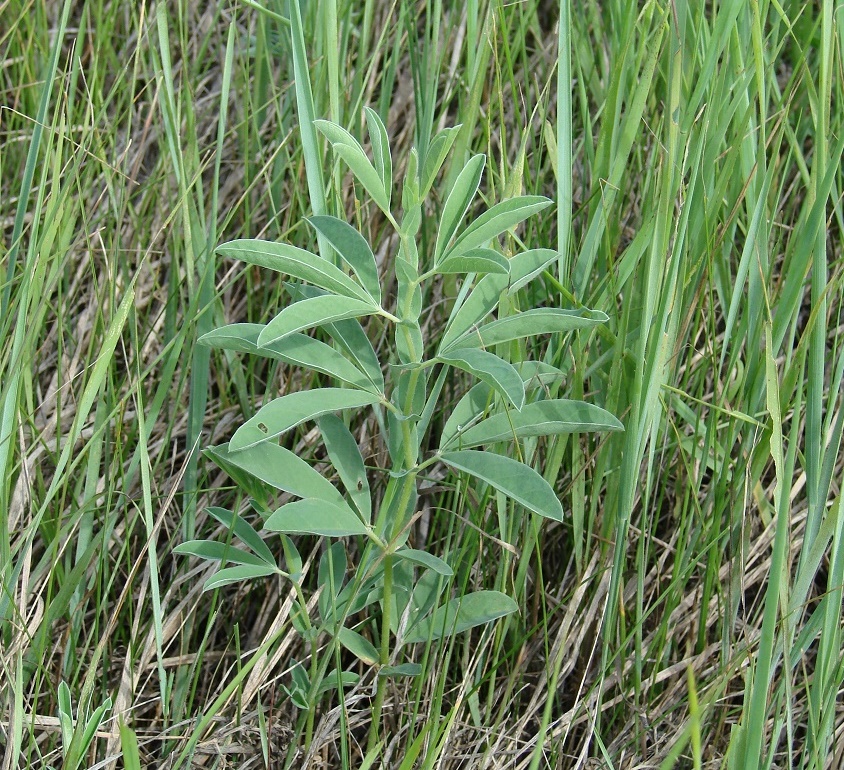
[217, 239, 372, 304]
[265, 498, 368, 537]
[364, 107, 392, 209]
[443, 307, 607, 352]
[318, 414, 371, 521]
[258, 295, 380, 347]
[438, 348, 525, 410]
[291, 284, 385, 392]
[439, 249, 558, 351]
[331, 140, 390, 212]
[308, 216, 381, 304]
[208, 442, 348, 508]
[436, 248, 510, 275]
[338, 627, 380, 665]
[421, 125, 461, 197]
[440, 450, 563, 520]
[281, 535, 303, 582]
[119, 721, 142, 770]
[174, 540, 271, 567]
[206, 506, 277, 565]
[314, 120, 388, 210]
[203, 564, 278, 591]
[434, 154, 485, 264]
[404, 590, 518, 644]
[440, 361, 568, 447]
[379, 663, 423, 678]
[199, 324, 379, 393]
[230, 389, 381, 451]
[317, 671, 360, 696]
[445, 399, 624, 448]
[394, 548, 454, 576]
[447, 196, 553, 258]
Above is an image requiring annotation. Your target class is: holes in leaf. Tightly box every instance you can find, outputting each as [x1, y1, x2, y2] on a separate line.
[257, 422, 268, 433]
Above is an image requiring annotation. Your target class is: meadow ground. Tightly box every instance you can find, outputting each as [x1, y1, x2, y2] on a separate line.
[1, 1, 843, 768]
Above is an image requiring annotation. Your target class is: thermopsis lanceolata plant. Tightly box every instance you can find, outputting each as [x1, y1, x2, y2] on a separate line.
[176, 108, 622, 748]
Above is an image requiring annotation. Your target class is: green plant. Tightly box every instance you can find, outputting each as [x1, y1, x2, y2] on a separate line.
[175, 108, 622, 751]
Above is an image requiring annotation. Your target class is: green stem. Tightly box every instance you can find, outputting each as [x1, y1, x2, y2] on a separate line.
[367, 466, 418, 753]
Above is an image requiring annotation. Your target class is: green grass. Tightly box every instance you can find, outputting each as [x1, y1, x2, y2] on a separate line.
[1, 0, 843, 768]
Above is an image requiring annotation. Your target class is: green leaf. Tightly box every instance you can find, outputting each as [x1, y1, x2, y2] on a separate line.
[364, 107, 392, 209]
[217, 239, 372, 303]
[315, 119, 390, 212]
[291, 284, 385, 392]
[440, 450, 563, 520]
[434, 154, 485, 264]
[281, 535, 303, 582]
[208, 442, 348, 508]
[443, 307, 607, 352]
[258, 295, 380, 347]
[318, 414, 372, 521]
[440, 361, 568, 447]
[444, 399, 624, 448]
[404, 590, 518, 644]
[447, 196, 553, 258]
[265, 498, 368, 537]
[337, 626, 380, 665]
[174, 540, 271, 567]
[205, 507, 277, 566]
[230, 389, 381, 451]
[379, 663, 423, 678]
[316, 670, 360, 696]
[308, 216, 381, 304]
[203, 564, 278, 591]
[119, 721, 142, 770]
[436, 248, 510, 275]
[394, 548, 454, 576]
[199, 324, 379, 393]
[421, 125, 461, 198]
[439, 249, 558, 351]
[438, 348, 525, 410]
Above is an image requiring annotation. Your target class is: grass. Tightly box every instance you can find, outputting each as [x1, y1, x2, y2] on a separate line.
[1, 0, 843, 767]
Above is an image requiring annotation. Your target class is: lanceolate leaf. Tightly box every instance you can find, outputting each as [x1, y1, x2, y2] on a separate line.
[265, 498, 368, 537]
[338, 626, 380, 665]
[394, 548, 454, 576]
[334, 143, 390, 211]
[447, 196, 552, 258]
[217, 239, 372, 303]
[203, 564, 278, 591]
[440, 361, 568, 448]
[291, 285, 385, 392]
[209, 442, 349, 508]
[318, 414, 372, 521]
[440, 450, 563, 520]
[437, 248, 510, 275]
[442, 398, 624, 449]
[230, 389, 381, 451]
[421, 125, 461, 198]
[403, 590, 518, 644]
[199, 324, 379, 393]
[308, 216, 381, 304]
[364, 107, 392, 209]
[206, 506, 276, 565]
[174, 540, 270, 567]
[434, 154, 485, 264]
[438, 348, 525, 410]
[439, 249, 558, 351]
[443, 307, 607, 352]
[258, 295, 380, 346]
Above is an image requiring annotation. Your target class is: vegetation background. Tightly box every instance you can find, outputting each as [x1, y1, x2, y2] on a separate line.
[1, 0, 842, 768]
